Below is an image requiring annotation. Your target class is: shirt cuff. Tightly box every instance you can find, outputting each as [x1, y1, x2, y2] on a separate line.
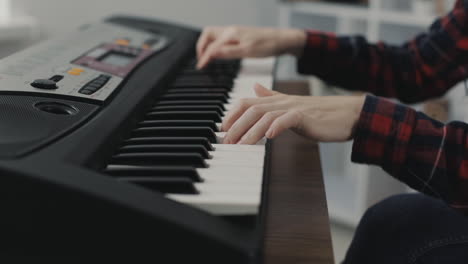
[351, 95, 416, 175]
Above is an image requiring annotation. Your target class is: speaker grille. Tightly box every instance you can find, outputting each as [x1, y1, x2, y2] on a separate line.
[0, 94, 98, 159]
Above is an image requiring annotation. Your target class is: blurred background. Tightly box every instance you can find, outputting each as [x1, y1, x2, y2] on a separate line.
[0, 0, 460, 262]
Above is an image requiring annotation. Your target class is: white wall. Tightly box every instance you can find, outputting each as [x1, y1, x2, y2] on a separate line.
[14, 0, 278, 38]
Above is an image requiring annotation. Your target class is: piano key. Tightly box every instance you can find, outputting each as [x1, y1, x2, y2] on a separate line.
[240, 57, 276, 75]
[119, 177, 198, 194]
[168, 194, 260, 215]
[111, 153, 208, 168]
[175, 75, 233, 83]
[146, 111, 222, 122]
[138, 120, 219, 131]
[105, 164, 203, 182]
[119, 144, 212, 159]
[214, 132, 267, 145]
[123, 137, 214, 151]
[132, 127, 217, 143]
[211, 143, 265, 153]
[161, 93, 229, 103]
[166, 88, 231, 95]
[196, 166, 263, 184]
[151, 105, 224, 116]
[181, 69, 237, 77]
[168, 165, 264, 214]
[154, 100, 226, 111]
[102, 58, 275, 215]
[206, 149, 265, 168]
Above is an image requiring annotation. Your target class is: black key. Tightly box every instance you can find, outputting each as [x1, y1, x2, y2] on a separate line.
[181, 69, 237, 77]
[145, 111, 222, 123]
[123, 137, 214, 151]
[111, 153, 208, 168]
[161, 93, 228, 103]
[150, 105, 224, 116]
[175, 75, 233, 84]
[138, 120, 219, 132]
[119, 144, 212, 159]
[166, 88, 230, 95]
[171, 82, 232, 89]
[104, 165, 203, 182]
[132, 127, 217, 143]
[119, 177, 198, 194]
[154, 100, 226, 111]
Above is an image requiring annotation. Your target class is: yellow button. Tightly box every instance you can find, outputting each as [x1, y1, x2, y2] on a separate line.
[115, 39, 130, 46]
[68, 68, 85, 75]
[68, 70, 81, 76]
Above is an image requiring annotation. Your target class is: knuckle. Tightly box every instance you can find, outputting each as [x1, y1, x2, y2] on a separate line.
[237, 98, 250, 109]
[290, 110, 303, 121]
[247, 105, 264, 115]
[227, 25, 241, 34]
[263, 111, 276, 121]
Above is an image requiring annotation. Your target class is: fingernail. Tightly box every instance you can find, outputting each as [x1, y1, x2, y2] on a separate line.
[266, 130, 273, 138]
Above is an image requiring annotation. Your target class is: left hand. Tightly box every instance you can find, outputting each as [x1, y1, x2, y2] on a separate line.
[222, 84, 366, 144]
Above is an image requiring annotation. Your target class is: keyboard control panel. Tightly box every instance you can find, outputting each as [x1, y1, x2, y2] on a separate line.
[0, 22, 170, 102]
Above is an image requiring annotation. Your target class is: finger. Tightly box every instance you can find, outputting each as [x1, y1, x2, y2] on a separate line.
[237, 110, 286, 144]
[266, 110, 302, 139]
[210, 44, 246, 59]
[197, 34, 235, 69]
[221, 98, 256, 132]
[253, 83, 279, 97]
[196, 28, 218, 59]
[222, 94, 282, 132]
[224, 104, 278, 144]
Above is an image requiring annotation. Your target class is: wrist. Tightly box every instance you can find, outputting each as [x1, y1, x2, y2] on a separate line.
[278, 29, 307, 57]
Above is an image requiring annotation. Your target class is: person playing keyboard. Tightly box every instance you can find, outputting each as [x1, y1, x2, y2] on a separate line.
[197, 0, 468, 263]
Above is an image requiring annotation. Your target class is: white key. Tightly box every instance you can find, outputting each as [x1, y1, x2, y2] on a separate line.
[240, 57, 275, 75]
[167, 58, 275, 215]
[215, 132, 267, 145]
[168, 166, 264, 214]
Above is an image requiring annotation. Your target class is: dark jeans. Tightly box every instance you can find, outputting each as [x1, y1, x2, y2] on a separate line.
[343, 194, 468, 264]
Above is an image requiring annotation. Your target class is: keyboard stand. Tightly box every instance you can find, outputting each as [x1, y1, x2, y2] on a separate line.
[263, 81, 334, 264]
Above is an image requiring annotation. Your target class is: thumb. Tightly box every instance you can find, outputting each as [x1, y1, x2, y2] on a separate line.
[254, 83, 278, 97]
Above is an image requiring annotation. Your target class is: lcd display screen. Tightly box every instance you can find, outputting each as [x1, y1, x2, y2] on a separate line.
[100, 52, 135, 67]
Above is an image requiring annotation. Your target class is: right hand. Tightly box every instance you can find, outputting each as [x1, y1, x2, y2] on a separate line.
[222, 84, 366, 145]
[196, 26, 306, 69]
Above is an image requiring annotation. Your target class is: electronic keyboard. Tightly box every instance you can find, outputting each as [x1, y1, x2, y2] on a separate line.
[0, 16, 276, 262]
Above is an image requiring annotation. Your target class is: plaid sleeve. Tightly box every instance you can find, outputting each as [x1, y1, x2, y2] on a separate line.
[298, 0, 468, 104]
[352, 95, 468, 213]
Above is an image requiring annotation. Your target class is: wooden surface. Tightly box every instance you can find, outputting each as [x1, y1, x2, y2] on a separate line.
[263, 81, 335, 264]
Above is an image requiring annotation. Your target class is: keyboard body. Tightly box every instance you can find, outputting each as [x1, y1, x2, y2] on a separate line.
[0, 15, 276, 262]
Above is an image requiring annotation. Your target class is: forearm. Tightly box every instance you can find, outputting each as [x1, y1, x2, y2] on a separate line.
[297, 0, 468, 103]
[276, 28, 307, 57]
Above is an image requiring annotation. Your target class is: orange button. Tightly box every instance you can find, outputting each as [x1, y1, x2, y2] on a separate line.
[68, 70, 81, 76]
[115, 39, 130, 46]
[142, 44, 151, 50]
[68, 68, 85, 75]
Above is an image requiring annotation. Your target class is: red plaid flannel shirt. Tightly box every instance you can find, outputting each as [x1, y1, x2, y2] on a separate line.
[298, 0, 468, 212]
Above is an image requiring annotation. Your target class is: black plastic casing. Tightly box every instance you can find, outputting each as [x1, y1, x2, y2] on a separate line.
[0, 15, 273, 263]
